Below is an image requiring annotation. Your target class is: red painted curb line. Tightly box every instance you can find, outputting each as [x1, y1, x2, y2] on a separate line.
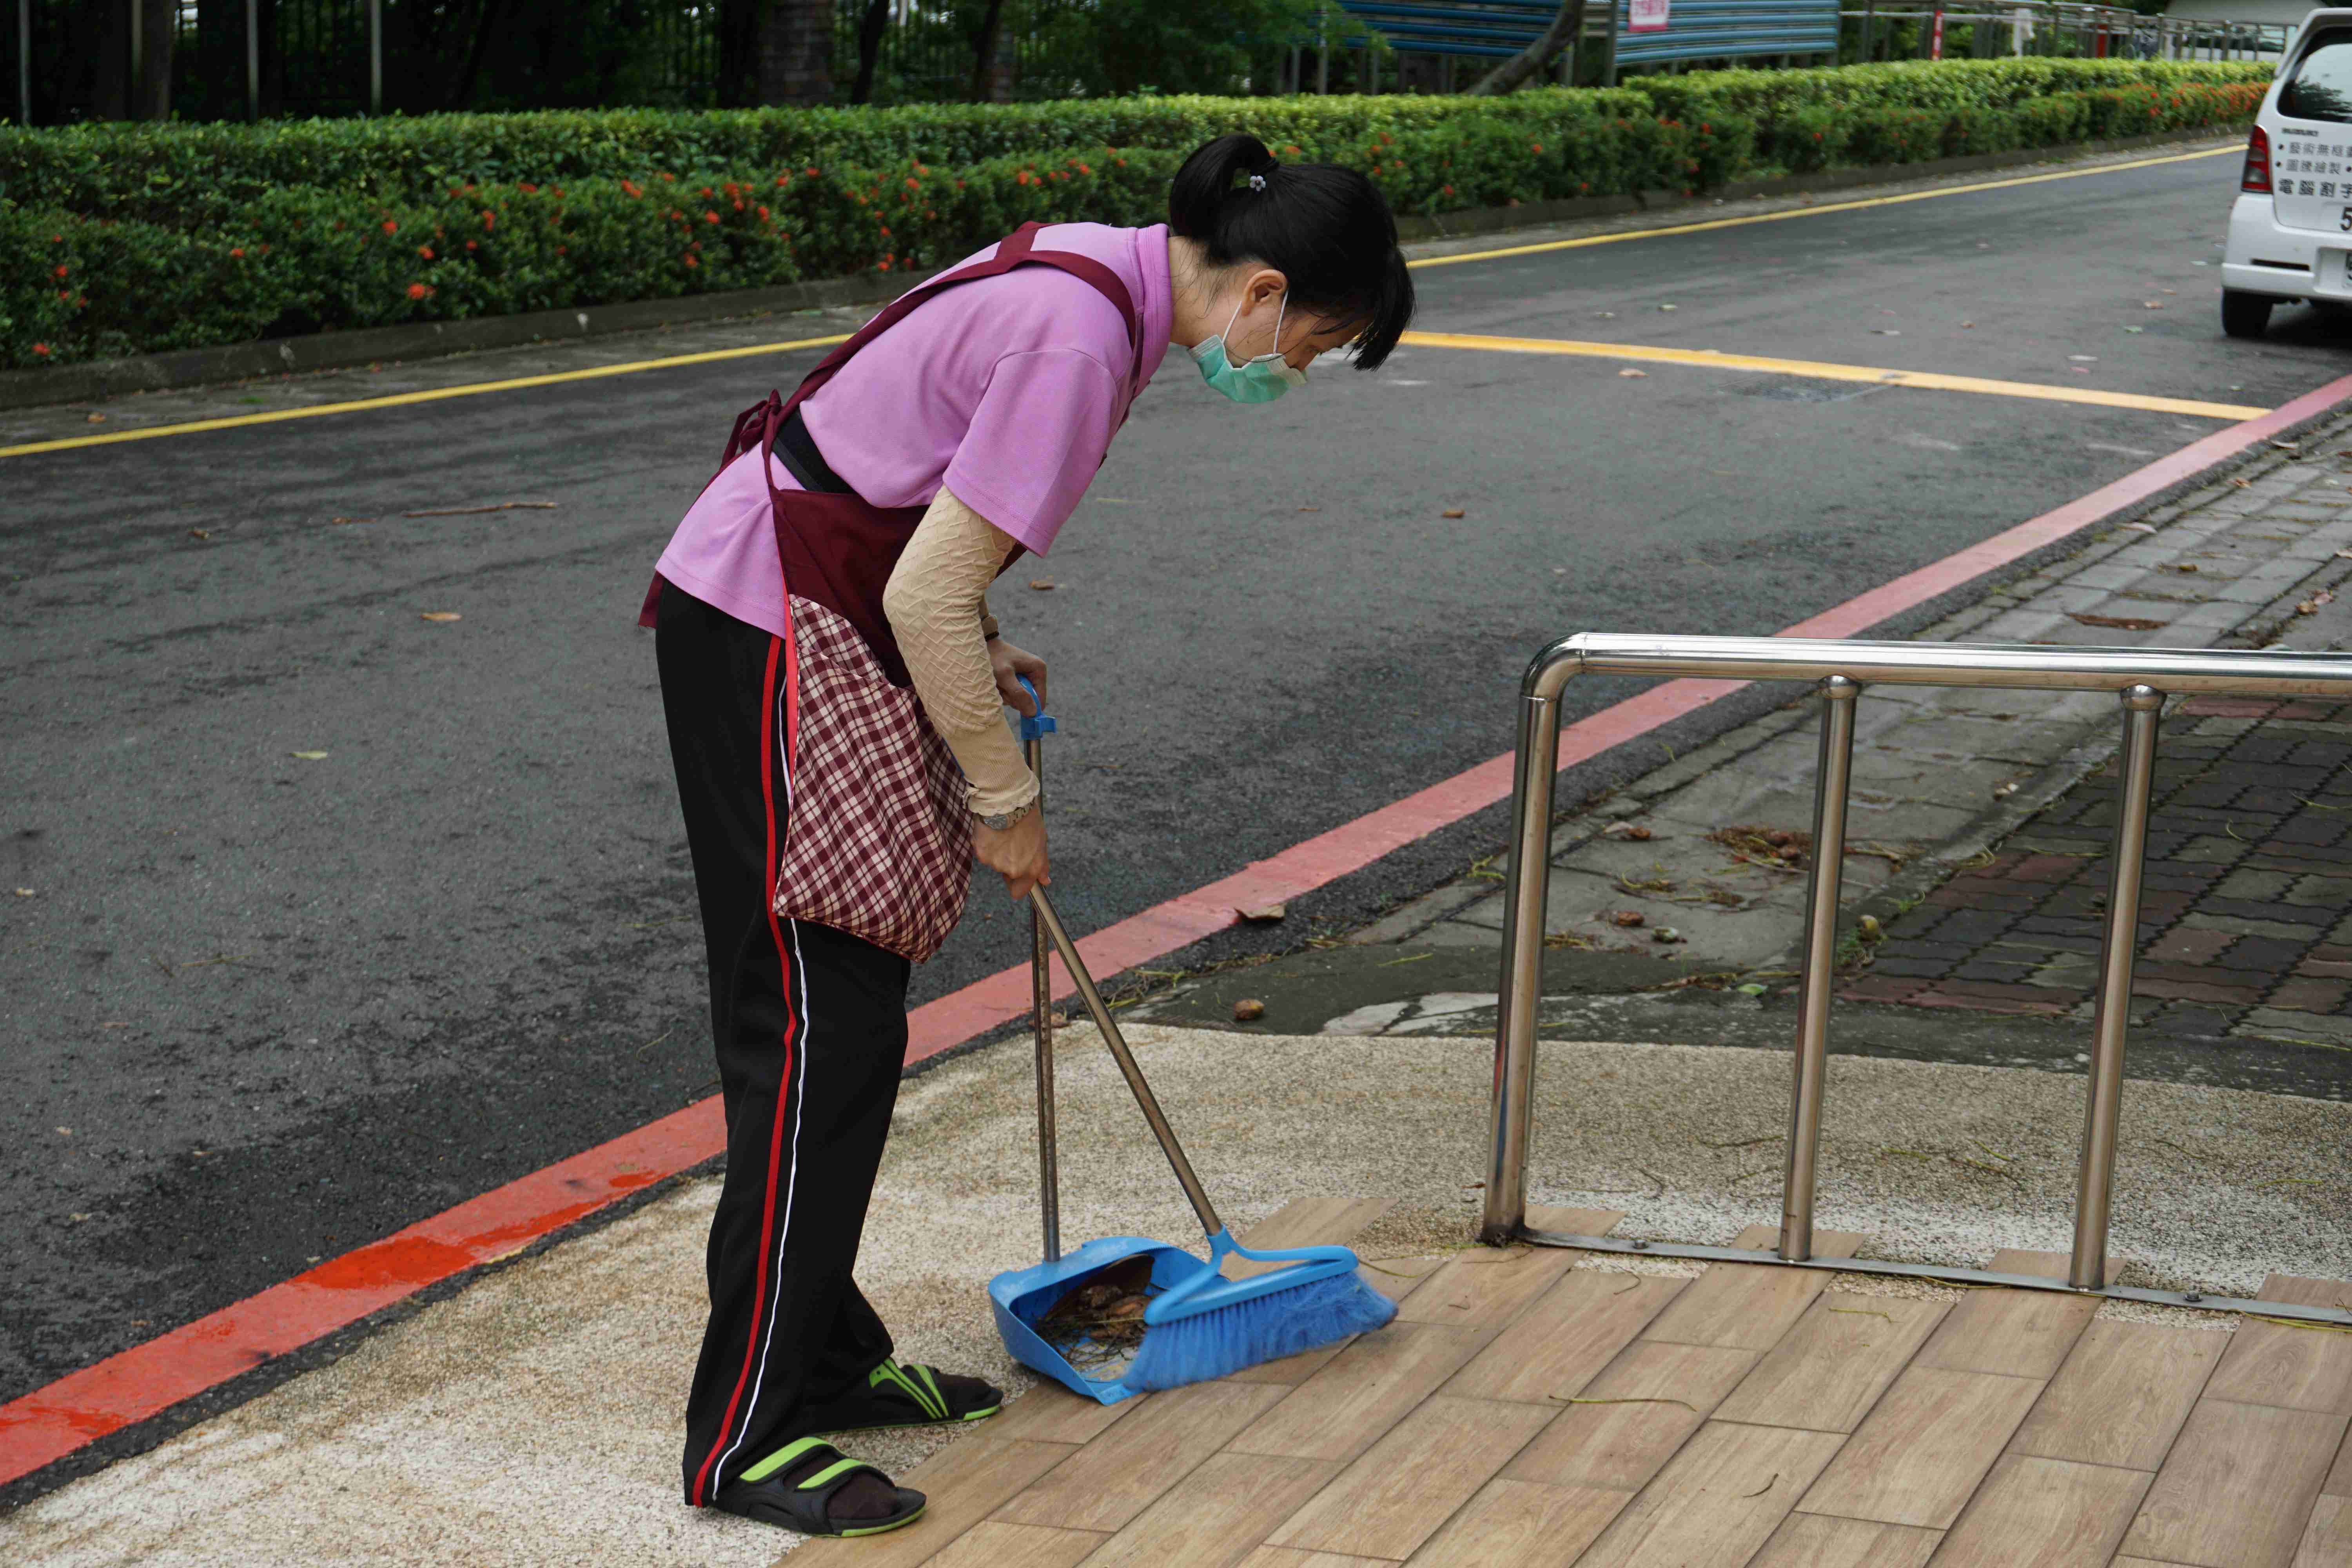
[7, 370, 2347, 1490]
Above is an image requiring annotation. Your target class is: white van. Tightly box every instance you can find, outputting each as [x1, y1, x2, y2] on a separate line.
[2222, 8, 2352, 336]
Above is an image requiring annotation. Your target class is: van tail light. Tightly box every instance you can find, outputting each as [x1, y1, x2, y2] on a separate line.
[2243, 125, 2273, 194]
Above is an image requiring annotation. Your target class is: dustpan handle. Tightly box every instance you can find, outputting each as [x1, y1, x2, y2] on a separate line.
[1020, 676, 1061, 1263]
[1030, 886, 1225, 1240]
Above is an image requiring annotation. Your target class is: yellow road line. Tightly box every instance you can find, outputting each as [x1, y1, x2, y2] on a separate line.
[1400, 329, 2269, 420]
[0, 332, 853, 460]
[1406, 145, 2239, 269]
[0, 144, 2243, 461]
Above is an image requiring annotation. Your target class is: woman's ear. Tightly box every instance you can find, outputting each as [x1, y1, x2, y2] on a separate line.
[1249, 267, 1288, 307]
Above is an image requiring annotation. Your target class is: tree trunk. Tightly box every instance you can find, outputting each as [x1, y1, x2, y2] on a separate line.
[852, 0, 888, 103]
[969, 0, 1009, 102]
[1468, 0, 1586, 94]
[136, 0, 176, 119]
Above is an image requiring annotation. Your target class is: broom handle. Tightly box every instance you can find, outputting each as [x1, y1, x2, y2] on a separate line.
[1019, 678, 1061, 1263]
[1029, 886, 1225, 1240]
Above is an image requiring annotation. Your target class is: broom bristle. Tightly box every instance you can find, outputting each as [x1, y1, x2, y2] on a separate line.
[1125, 1271, 1397, 1392]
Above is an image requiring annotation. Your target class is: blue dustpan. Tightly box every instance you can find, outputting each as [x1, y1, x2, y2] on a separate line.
[988, 1236, 1211, 1404]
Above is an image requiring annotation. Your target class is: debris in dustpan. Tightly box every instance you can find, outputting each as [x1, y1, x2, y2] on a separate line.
[1038, 1255, 1164, 1377]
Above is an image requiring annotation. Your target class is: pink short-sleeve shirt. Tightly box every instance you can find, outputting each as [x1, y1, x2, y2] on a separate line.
[651, 222, 1175, 640]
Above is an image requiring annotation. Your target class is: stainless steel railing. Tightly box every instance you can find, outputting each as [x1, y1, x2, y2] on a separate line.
[1482, 633, 2352, 1325]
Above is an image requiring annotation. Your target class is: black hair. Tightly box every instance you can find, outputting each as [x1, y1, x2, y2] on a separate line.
[1168, 132, 1414, 371]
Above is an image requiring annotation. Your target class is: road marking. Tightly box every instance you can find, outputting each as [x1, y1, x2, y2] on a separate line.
[0, 332, 855, 460]
[1407, 145, 2239, 270]
[11, 365, 2349, 1492]
[0, 145, 2239, 462]
[1399, 329, 2270, 421]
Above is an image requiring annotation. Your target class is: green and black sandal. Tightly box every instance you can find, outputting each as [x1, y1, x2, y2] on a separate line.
[709, 1437, 926, 1537]
[800, 1358, 1004, 1435]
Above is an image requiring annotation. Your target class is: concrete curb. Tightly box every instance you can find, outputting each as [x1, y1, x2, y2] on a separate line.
[0, 129, 2238, 413]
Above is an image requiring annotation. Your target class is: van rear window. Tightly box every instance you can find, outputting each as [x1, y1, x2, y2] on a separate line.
[2284, 29, 2352, 122]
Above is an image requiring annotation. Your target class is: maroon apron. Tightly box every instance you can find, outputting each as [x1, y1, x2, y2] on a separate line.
[641, 222, 1146, 960]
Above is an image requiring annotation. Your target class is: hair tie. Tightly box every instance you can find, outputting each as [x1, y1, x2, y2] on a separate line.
[1248, 172, 1267, 191]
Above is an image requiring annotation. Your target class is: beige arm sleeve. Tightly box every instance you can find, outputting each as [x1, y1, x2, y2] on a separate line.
[882, 485, 1038, 817]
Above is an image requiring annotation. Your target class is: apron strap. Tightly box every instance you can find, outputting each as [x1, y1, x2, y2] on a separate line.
[779, 221, 1145, 419]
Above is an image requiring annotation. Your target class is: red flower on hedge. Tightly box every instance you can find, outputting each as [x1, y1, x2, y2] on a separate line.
[53, 264, 67, 278]
[466, 240, 478, 251]
[381, 219, 397, 234]
[417, 245, 434, 259]
[519, 182, 538, 193]
[229, 247, 245, 258]
[481, 211, 496, 230]
[683, 254, 699, 268]
[756, 205, 769, 220]
[704, 210, 719, 223]
[407, 282, 430, 299]
[32, 343, 49, 356]
[622, 180, 643, 198]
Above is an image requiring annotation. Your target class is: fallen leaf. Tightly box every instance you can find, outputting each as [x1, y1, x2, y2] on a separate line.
[188, 528, 211, 540]
[2069, 611, 2169, 630]
[1659, 303, 1677, 311]
[1651, 927, 1683, 944]
[1610, 910, 1646, 928]
[290, 750, 330, 760]
[1737, 982, 1769, 996]
[2125, 326, 2143, 334]
[1618, 368, 1647, 378]
[85, 412, 106, 423]
[328, 515, 377, 525]
[2069, 355, 2099, 362]
[1857, 914, 1883, 942]
[54, 1127, 70, 1136]
[2142, 301, 2165, 309]
[2299, 590, 2336, 615]
[2069, 367, 2089, 374]
[1029, 578, 1055, 590]
[1961, 321, 1976, 328]
[1232, 998, 1265, 1022]
[2120, 522, 2158, 532]
[1993, 781, 2020, 797]
[1297, 505, 1320, 512]
[1602, 822, 1654, 841]
[418, 611, 462, 622]
[1236, 903, 1287, 924]
[2272, 440, 2300, 451]
[2230, 477, 2252, 488]
[1441, 506, 1466, 518]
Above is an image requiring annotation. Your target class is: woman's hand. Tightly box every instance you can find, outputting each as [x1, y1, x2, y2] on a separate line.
[973, 809, 1049, 902]
[991, 639, 1047, 715]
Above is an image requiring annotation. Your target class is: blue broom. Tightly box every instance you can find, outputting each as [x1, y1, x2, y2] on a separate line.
[1025, 886, 1397, 1390]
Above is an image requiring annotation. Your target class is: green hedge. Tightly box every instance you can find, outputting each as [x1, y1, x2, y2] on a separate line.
[2, 63, 2268, 369]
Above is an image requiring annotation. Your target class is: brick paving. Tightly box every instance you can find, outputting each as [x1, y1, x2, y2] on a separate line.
[1853, 693, 2352, 1044]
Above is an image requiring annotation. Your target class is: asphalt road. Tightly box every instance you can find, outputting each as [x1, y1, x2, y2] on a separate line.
[6, 142, 2350, 1413]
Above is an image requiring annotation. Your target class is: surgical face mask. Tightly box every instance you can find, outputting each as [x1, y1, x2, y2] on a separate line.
[1191, 291, 1308, 404]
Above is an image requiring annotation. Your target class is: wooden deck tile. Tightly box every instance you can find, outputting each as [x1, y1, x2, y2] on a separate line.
[1405, 1479, 1628, 1567]
[1745, 1514, 1941, 1568]
[1264, 1396, 1556, 1560]
[1225, 1322, 1492, 1464]
[1442, 1270, 1685, 1405]
[2010, 1320, 2226, 1473]
[1357, 1253, 1448, 1305]
[986, 1383, 1141, 1445]
[1931, 1454, 2152, 1568]
[2113, 1560, 2205, 1566]
[925, 1522, 1107, 1568]
[1797, 1365, 2045, 1529]
[1224, 1198, 1394, 1280]
[2329, 1423, 2352, 1497]
[1393, 1245, 1579, 1330]
[1989, 1249, 2117, 1280]
[1503, 1340, 1758, 1493]
[1232, 1550, 1393, 1568]
[1638, 1227, 1867, 1352]
[2122, 1399, 2348, 1568]
[1916, 1288, 2097, 1382]
[1524, 1204, 1628, 1239]
[1073, 1452, 1339, 1568]
[1713, 1291, 1946, 1433]
[781, 1436, 1076, 1568]
[2299, 1495, 2352, 1568]
[993, 1381, 1289, 1534]
[1572, 1420, 1846, 1568]
[2206, 1276, 2352, 1416]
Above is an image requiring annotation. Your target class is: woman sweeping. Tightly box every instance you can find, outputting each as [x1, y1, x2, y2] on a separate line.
[641, 132, 1413, 1537]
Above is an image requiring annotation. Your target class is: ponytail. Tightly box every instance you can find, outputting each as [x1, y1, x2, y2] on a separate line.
[1169, 133, 1414, 370]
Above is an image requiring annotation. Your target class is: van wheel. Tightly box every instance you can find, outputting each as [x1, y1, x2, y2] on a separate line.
[2221, 290, 2275, 340]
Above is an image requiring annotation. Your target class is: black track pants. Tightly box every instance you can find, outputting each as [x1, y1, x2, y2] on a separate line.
[655, 583, 913, 1506]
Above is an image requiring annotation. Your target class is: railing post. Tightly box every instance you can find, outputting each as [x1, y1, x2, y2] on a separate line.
[2072, 684, 2162, 1290]
[1484, 684, 1567, 1244]
[1780, 675, 1860, 1262]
